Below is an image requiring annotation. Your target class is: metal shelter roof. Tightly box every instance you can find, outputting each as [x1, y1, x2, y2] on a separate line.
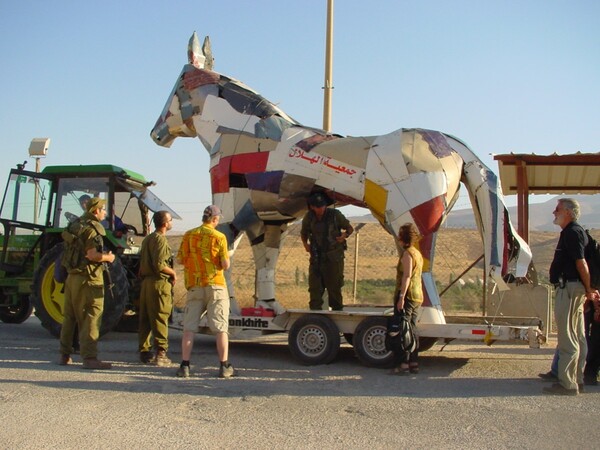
[493, 152, 600, 243]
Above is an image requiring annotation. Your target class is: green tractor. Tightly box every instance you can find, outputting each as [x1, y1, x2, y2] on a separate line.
[0, 162, 180, 336]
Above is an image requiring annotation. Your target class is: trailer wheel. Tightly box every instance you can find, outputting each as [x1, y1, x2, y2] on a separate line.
[353, 316, 398, 368]
[288, 314, 340, 365]
[31, 243, 128, 338]
[0, 294, 33, 324]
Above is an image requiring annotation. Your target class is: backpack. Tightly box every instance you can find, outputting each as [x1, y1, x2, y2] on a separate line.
[61, 219, 88, 272]
[385, 311, 418, 354]
[584, 230, 600, 290]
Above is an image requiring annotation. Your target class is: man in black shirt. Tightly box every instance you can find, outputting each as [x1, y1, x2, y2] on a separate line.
[545, 198, 600, 396]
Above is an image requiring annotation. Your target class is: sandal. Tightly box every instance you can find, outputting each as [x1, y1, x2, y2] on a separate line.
[392, 365, 410, 376]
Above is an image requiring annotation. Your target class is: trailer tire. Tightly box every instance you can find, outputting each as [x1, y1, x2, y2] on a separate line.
[288, 314, 340, 365]
[31, 243, 128, 338]
[353, 316, 399, 368]
[0, 294, 33, 324]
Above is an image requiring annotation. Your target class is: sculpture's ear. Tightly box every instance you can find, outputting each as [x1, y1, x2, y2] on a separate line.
[187, 31, 213, 69]
[202, 36, 214, 70]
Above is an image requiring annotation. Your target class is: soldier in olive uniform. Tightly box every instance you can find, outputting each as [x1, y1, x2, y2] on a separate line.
[59, 197, 115, 370]
[300, 192, 354, 311]
[138, 211, 177, 366]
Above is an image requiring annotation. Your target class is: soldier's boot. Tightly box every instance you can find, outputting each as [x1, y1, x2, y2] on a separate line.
[154, 349, 172, 367]
[58, 354, 72, 365]
[82, 357, 112, 370]
[140, 351, 155, 364]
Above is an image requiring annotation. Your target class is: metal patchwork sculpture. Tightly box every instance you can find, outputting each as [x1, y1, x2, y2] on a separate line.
[151, 32, 531, 322]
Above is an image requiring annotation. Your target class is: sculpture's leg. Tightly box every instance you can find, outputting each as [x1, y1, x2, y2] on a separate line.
[223, 232, 244, 316]
[254, 223, 288, 315]
[416, 231, 446, 324]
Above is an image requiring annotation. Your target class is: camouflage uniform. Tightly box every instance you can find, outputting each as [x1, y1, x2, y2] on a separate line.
[138, 231, 174, 354]
[301, 208, 351, 311]
[59, 212, 107, 360]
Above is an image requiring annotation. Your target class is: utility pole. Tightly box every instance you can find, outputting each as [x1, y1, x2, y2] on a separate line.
[322, 0, 334, 132]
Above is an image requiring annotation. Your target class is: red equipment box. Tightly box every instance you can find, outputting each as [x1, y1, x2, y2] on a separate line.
[240, 307, 276, 317]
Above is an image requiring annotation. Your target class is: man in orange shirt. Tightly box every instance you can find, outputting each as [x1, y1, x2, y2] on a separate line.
[175, 205, 236, 378]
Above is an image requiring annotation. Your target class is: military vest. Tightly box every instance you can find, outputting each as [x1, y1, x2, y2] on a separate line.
[307, 209, 347, 254]
[61, 215, 104, 273]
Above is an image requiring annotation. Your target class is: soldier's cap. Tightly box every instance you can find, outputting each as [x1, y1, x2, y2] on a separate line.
[86, 197, 106, 213]
[307, 192, 331, 208]
[203, 205, 222, 220]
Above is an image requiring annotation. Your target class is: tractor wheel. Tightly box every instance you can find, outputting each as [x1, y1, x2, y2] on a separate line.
[288, 314, 340, 365]
[31, 243, 129, 338]
[0, 294, 33, 324]
[353, 316, 399, 368]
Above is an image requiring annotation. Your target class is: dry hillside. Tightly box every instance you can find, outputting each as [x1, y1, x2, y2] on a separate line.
[166, 225, 598, 311]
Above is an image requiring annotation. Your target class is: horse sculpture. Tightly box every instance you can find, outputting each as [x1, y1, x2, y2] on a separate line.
[151, 32, 532, 323]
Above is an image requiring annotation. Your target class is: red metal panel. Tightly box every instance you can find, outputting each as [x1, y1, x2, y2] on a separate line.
[410, 195, 445, 236]
[210, 157, 231, 193]
[230, 152, 269, 173]
[183, 68, 219, 90]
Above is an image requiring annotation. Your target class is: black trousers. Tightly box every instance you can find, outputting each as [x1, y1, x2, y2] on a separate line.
[399, 299, 420, 364]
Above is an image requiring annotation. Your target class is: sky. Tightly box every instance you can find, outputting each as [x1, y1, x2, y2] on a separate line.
[1, 0, 599, 231]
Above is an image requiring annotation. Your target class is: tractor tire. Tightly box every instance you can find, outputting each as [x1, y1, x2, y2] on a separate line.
[0, 294, 33, 324]
[31, 243, 129, 338]
[353, 316, 399, 368]
[288, 314, 340, 365]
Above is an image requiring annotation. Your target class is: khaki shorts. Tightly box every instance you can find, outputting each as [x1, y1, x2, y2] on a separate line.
[182, 285, 229, 333]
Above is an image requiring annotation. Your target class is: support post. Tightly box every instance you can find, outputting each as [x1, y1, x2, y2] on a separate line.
[322, 0, 334, 132]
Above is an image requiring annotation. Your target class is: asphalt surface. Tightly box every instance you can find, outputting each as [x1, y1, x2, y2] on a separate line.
[0, 317, 599, 449]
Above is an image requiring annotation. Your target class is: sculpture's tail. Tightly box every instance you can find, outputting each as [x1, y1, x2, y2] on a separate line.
[448, 135, 533, 290]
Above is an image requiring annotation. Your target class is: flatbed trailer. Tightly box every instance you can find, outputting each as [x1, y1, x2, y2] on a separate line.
[179, 306, 545, 368]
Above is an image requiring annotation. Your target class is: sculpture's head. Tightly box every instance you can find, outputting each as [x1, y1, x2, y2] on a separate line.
[150, 32, 215, 148]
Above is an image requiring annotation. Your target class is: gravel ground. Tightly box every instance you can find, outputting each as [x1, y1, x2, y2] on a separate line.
[1, 317, 598, 449]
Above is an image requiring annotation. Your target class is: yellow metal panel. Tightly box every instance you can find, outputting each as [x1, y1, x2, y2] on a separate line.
[364, 178, 388, 222]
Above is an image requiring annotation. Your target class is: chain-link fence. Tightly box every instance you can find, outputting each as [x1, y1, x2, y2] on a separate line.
[227, 222, 488, 312]
[171, 220, 596, 323]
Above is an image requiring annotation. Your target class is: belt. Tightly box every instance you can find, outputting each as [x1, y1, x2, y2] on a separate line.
[553, 279, 581, 289]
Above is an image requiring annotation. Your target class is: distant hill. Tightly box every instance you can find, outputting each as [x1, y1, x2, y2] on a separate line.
[444, 195, 600, 231]
[350, 195, 600, 231]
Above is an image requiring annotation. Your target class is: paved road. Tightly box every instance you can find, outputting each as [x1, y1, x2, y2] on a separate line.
[0, 317, 598, 449]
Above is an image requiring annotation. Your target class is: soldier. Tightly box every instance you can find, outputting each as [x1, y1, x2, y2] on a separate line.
[300, 192, 353, 311]
[58, 197, 115, 369]
[138, 211, 177, 366]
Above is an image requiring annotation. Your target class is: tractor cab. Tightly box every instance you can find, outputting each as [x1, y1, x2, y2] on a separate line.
[0, 162, 180, 332]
